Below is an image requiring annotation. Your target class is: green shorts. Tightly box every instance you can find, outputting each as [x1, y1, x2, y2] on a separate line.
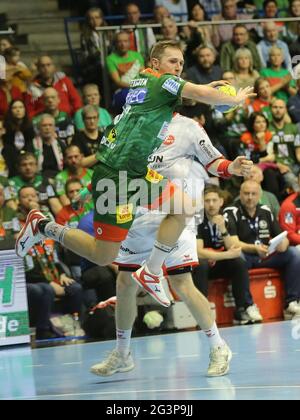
[92, 163, 174, 242]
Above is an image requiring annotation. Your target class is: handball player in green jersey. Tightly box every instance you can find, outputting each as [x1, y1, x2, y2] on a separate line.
[16, 40, 255, 307]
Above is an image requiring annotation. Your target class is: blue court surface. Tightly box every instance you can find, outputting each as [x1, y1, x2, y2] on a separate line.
[1, 320, 300, 400]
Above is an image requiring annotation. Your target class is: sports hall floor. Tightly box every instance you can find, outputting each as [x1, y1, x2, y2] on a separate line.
[1, 320, 300, 400]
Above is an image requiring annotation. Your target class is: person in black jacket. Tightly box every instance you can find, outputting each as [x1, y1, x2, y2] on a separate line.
[3, 99, 35, 177]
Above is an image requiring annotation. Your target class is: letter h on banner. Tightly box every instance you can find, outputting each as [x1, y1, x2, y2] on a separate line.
[0, 267, 14, 306]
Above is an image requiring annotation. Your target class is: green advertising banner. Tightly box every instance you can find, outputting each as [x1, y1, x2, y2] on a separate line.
[0, 251, 30, 346]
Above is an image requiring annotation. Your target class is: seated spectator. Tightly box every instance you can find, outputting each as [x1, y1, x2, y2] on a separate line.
[287, 77, 300, 126]
[193, 185, 263, 324]
[224, 180, 300, 320]
[152, 5, 171, 36]
[257, 22, 292, 69]
[55, 145, 93, 206]
[32, 114, 65, 179]
[0, 183, 19, 242]
[25, 55, 82, 118]
[186, 45, 222, 85]
[80, 7, 112, 85]
[194, 0, 221, 18]
[73, 84, 112, 132]
[56, 178, 94, 227]
[124, 3, 156, 57]
[4, 47, 32, 93]
[2, 100, 35, 177]
[220, 24, 262, 72]
[159, 17, 187, 54]
[267, 99, 300, 193]
[0, 79, 23, 119]
[212, 0, 252, 48]
[240, 112, 273, 163]
[0, 37, 14, 54]
[260, 46, 296, 103]
[253, 0, 289, 13]
[286, 0, 300, 44]
[106, 31, 144, 114]
[279, 171, 300, 245]
[242, 164, 281, 218]
[186, 3, 213, 48]
[233, 48, 260, 90]
[33, 87, 75, 147]
[19, 186, 84, 339]
[254, 0, 287, 38]
[289, 21, 300, 58]
[155, 0, 188, 21]
[248, 77, 273, 119]
[8, 152, 62, 215]
[78, 211, 117, 308]
[0, 118, 7, 177]
[72, 105, 103, 168]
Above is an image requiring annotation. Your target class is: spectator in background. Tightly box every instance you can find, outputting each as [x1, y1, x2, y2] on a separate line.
[19, 186, 84, 339]
[220, 24, 262, 72]
[286, 1, 300, 45]
[32, 114, 65, 179]
[8, 152, 62, 216]
[260, 46, 296, 103]
[254, 0, 286, 39]
[224, 180, 300, 320]
[55, 145, 93, 207]
[0, 183, 19, 243]
[0, 79, 23, 119]
[287, 76, 300, 126]
[289, 21, 300, 58]
[279, 171, 300, 245]
[186, 45, 222, 85]
[0, 37, 13, 54]
[152, 5, 171, 36]
[80, 7, 112, 85]
[257, 22, 292, 69]
[72, 105, 102, 168]
[248, 77, 273, 119]
[253, 0, 289, 14]
[233, 48, 260, 90]
[194, 0, 221, 18]
[33, 88, 75, 147]
[212, 0, 251, 48]
[25, 55, 82, 118]
[2, 100, 35, 177]
[187, 3, 213, 47]
[193, 185, 263, 325]
[73, 84, 112, 132]
[106, 31, 144, 114]
[124, 3, 156, 58]
[0, 118, 7, 177]
[155, 0, 188, 22]
[4, 47, 32, 94]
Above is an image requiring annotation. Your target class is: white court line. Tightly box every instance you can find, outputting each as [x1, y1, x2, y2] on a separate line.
[139, 357, 162, 360]
[256, 351, 277, 354]
[62, 362, 82, 366]
[11, 384, 300, 400]
[25, 365, 44, 368]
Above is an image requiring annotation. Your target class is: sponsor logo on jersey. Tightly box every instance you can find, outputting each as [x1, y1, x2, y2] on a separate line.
[259, 220, 268, 229]
[101, 129, 117, 150]
[130, 78, 148, 88]
[148, 155, 164, 164]
[285, 212, 294, 224]
[164, 134, 175, 145]
[126, 88, 148, 105]
[145, 168, 164, 184]
[97, 227, 103, 236]
[116, 204, 134, 224]
[162, 78, 181, 95]
[108, 128, 117, 143]
[157, 121, 169, 140]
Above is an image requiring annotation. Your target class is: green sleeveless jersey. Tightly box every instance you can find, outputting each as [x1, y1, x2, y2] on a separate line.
[96, 69, 186, 176]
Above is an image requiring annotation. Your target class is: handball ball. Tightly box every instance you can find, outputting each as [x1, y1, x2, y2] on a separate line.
[143, 311, 164, 329]
[215, 85, 238, 114]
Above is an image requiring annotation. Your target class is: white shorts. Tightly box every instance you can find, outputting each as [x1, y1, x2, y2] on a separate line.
[115, 211, 198, 272]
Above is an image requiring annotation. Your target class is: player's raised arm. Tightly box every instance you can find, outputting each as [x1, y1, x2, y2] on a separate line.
[181, 82, 256, 107]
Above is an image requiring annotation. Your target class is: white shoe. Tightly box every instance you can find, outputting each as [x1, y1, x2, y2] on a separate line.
[131, 264, 170, 307]
[284, 301, 300, 320]
[15, 209, 47, 257]
[90, 349, 135, 377]
[245, 304, 263, 322]
[207, 342, 233, 377]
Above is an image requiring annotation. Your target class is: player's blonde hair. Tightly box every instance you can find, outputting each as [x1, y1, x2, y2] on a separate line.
[150, 40, 183, 61]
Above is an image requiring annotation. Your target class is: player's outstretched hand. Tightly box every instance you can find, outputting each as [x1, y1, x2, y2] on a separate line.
[229, 156, 253, 177]
[235, 86, 257, 105]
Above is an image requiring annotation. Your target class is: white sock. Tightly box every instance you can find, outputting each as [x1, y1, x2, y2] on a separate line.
[116, 328, 132, 357]
[203, 322, 224, 349]
[44, 222, 70, 245]
[146, 241, 175, 275]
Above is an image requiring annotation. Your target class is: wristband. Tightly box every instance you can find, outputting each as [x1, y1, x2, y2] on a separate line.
[217, 160, 232, 178]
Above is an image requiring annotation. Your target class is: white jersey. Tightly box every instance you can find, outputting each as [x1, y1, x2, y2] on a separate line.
[115, 114, 223, 270]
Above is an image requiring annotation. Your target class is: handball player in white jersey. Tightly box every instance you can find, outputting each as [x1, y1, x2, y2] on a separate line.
[91, 113, 251, 378]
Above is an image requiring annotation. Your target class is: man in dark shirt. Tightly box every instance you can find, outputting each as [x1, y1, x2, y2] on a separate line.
[224, 180, 300, 320]
[193, 185, 262, 324]
[186, 45, 222, 86]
